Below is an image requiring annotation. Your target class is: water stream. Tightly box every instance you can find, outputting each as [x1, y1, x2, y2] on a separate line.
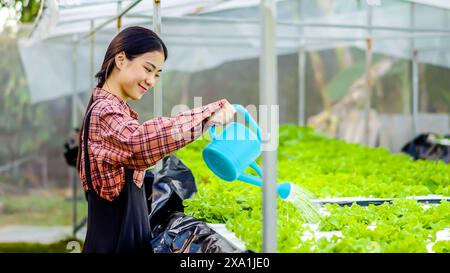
[284, 184, 322, 224]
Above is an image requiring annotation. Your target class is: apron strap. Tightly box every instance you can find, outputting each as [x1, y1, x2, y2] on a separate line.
[83, 100, 135, 192]
[83, 101, 101, 191]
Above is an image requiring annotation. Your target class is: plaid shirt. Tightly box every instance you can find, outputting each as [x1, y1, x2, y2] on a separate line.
[79, 87, 226, 201]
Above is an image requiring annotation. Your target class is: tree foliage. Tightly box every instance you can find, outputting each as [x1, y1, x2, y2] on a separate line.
[0, 0, 41, 24]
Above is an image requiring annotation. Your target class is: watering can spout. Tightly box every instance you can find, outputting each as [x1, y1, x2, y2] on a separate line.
[277, 182, 293, 200]
[239, 174, 293, 200]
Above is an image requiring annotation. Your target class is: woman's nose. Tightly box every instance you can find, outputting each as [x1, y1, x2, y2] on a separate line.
[145, 76, 155, 88]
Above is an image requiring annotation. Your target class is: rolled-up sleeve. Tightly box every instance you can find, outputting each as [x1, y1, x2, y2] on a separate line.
[98, 99, 226, 170]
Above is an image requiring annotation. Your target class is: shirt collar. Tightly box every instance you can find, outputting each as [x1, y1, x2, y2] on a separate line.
[93, 87, 139, 119]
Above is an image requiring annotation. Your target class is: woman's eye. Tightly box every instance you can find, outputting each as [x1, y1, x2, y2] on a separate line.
[156, 74, 160, 78]
[145, 67, 152, 73]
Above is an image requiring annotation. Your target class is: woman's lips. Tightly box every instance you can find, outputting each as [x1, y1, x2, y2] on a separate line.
[138, 84, 147, 92]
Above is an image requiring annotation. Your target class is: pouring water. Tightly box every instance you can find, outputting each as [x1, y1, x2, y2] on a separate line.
[281, 183, 322, 224]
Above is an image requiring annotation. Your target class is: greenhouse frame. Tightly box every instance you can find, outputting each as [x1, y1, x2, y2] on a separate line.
[14, 0, 450, 253]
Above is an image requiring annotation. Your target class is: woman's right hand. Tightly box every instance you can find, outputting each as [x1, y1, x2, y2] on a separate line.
[207, 100, 236, 127]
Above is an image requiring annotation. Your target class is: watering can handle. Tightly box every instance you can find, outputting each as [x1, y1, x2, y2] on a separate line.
[209, 126, 217, 140]
[209, 104, 262, 141]
[232, 104, 262, 141]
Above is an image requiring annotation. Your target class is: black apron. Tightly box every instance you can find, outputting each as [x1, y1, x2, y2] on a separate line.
[82, 102, 153, 253]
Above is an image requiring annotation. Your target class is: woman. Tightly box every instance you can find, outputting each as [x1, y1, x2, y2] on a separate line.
[76, 26, 235, 253]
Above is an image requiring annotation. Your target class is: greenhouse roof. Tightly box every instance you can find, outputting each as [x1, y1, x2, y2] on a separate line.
[18, 0, 450, 103]
[410, 0, 450, 10]
[25, 0, 450, 44]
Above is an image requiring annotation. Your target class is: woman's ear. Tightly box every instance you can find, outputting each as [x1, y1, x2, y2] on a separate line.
[115, 51, 126, 70]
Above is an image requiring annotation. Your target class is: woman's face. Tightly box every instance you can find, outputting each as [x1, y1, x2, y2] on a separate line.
[116, 50, 165, 101]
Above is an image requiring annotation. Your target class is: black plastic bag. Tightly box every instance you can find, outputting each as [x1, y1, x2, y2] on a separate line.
[401, 133, 450, 163]
[144, 154, 246, 253]
[63, 128, 80, 168]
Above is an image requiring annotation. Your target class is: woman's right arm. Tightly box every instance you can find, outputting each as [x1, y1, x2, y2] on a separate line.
[96, 99, 229, 170]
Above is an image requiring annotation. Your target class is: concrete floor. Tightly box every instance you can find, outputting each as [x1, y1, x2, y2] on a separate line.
[0, 223, 245, 251]
[0, 225, 86, 244]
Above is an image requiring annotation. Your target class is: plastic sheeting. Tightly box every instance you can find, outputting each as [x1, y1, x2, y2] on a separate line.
[146, 154, 247, 253]
[18, 0, 450, 103]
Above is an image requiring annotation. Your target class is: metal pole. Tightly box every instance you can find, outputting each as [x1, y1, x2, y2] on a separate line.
[447, 10, 450, 56]
[72, 35, 79, 237]
[260, 0, 278, 253]
[62, 10, 450, 45]
[410, 3, 416, 139]
[42, 154, 48, 188]
[412, 49, 419, 138]
[364, 6, 373, 146]
[153, 0, 163, 172]
[439, 8, 448, 64]
[416, 46, 450, 53]
[127, 14, 450, 33]
[298, 45, 306, 126]
[90, 20, 95, 91]
[66, 27, 450, 47]
[76, 0, 143, 42]
[298, 1, 305, 126]
[117, 0, 122, 32]
[277, 20, 450, 34]
[64, 13, 450, 34]
[153, 0, 162, 35]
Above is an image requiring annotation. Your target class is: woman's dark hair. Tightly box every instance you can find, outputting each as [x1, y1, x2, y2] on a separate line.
[76, 26, 168, 172]
[95, 26, 168, 88]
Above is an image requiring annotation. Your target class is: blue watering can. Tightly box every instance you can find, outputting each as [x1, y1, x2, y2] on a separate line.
[202, 104, 293, 200]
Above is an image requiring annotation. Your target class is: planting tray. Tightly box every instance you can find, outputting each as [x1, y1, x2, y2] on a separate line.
[313, 195, 450, 207]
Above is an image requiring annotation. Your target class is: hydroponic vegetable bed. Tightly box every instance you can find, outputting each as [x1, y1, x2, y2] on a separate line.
[175, 125, 450, 253]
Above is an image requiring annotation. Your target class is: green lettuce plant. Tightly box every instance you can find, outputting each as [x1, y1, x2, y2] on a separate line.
[176, 125, 450, 253]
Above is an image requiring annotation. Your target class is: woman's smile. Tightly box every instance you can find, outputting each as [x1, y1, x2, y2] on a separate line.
[138, 84, 147, 93]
